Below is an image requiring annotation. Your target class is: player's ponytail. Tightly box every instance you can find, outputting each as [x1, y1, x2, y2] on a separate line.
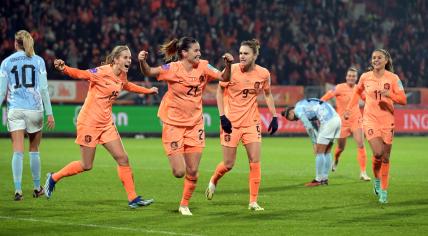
[15, 30, 35, 57]
[104, 45, 130, 65]
[367, 49, 394, 73]
[159, 37, 198, 62]
[241, 39, 260, 56]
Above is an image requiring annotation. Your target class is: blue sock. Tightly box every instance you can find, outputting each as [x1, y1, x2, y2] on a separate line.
[29, 152, 41, 189]
[12, 152, 24, 192]
[315, 153, 325, 181]
[323, 152, 332, 179]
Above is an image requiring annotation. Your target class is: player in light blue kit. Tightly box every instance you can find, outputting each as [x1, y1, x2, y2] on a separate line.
[282, 98, 341, 187]
[0, 30, 55, 200]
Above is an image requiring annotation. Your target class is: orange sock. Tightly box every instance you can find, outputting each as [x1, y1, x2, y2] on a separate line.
[372, 156, 382, 179]
[52, 161, 84, 182]
[249, 162, 261, 203]
[210, 162, 230, 185]
[180, 174, 198, 206]
[380, 161, 390, 190]
[117, 165, 137, 201]
[334, 147, 343, 162]
[357, 147, 367, 172]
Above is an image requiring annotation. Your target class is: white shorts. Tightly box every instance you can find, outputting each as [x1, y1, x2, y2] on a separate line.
[317, 115, 341, 145]
[7, 109, 44, 133]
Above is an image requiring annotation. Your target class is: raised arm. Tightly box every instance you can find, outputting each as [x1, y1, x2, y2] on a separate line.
[54, 59, 91, 80]
[123, 81, 158, 95]
[138, 51, 161, 78]
[219, 53, 233, 82]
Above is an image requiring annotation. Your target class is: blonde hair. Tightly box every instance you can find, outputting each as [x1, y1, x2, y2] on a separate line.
[241, 39, 260, 55]
[104, 45, 130, 65]
[15, 30, 35, 57]
[159, 37, 198, 62]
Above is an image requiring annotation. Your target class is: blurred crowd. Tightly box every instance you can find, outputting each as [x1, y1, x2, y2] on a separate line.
[1, 0, 427, 87]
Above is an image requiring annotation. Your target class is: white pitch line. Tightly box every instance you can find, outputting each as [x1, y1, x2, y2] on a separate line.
[0, 216, 202, 236]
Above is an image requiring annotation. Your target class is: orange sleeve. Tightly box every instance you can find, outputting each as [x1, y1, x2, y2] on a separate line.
[320, 90, 335, 101]
[390, 77, 407, 105]
[360, 92, 366, 101]
[63, 66, 92, 80]
[123, 82, 153, 94]
[204, 63, 222, 80]
[346, 76, 365, 111]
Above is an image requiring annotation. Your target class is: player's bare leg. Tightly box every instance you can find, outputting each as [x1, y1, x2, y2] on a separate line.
[206, 146, 236, 200]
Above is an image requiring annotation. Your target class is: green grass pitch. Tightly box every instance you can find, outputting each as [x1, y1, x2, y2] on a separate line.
[0, 137, 427, 235]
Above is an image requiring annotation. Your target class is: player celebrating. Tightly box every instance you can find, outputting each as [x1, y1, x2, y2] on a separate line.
[44, 45, 157, 208]
[282, 98, 341, 187]
[138, 37, 233, 216]
[321, 67, 370, 181]
[344, 49, 406, 203]
[205, 39, 278, 211]
[0, 30, 55, 200]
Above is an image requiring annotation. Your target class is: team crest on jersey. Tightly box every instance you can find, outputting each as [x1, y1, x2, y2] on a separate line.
[384, 83, 391, 90]
[368, 129, 374, 136]
[170, 141, 178, 150]
[254, 82, 260, 89]
[161, 64, 170, 70]
[89, 68, 98, 73]
[84, 135, 92, 143]
[224, 134, 231, 142]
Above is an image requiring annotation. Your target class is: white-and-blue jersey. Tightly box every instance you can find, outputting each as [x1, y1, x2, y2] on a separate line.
[294, 98, 339, 143]
[0, 51, 52, 115]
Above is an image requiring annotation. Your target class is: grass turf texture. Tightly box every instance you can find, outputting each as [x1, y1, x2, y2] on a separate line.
[0, 137, 427, 235]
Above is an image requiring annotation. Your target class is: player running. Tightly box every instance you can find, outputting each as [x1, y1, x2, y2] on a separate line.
[282, 98, 341, 187]
[320, 67, 370, 181]
[0, 30, 55, 200]
[44, 45, 157, 208]
[205, 39, 278, 211]
[344, 49, 406, 203]
[138, 37, 233, 215]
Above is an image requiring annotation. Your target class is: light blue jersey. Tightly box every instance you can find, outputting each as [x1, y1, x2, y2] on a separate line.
[0, 51, 52, 115]
[294, 98, 338, 143]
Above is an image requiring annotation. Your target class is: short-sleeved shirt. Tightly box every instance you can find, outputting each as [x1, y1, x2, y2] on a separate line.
[157, 60, 222, 127]
[64, 65, 127, 127]
[220, 64, 270, 128]
[324, 83, 362, 122]
[0, 51, 47, 111]
[356, 71, 404, 127]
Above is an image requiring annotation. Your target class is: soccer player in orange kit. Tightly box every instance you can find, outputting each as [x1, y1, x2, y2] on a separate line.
[44, 45, 158, 208]
[344, 49, 406, 204]
[205, 39, 279, 211]
[321, 67, 370, 181]
[138, 37, 233, 216]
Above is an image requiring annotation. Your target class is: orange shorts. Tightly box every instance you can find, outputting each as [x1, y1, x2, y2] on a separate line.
[340, 117, 362, 138]
[220, 124, 261, 147]
[161, 119, 205, 156]
[75, 123, 120, 147]
[363, 122, 394, 144]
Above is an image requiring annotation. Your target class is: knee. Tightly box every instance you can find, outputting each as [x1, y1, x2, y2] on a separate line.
[115, 153, 129, 166]
[373, 150, 384, 159]
[336, 147, 344, 153]
[186, 167, 199, 177]
[172, 169, 185, 178]
[223, 162, 234, 170]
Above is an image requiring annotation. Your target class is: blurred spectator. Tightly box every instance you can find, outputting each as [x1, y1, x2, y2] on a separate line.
[1, 0, 426, 87]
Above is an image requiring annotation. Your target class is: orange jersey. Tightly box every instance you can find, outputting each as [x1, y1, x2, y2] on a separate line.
[321, 83, 362, 121]
[63, 65, 152, 127]
[220, 64, 270, 127]
[352, 70, 406, 127]
[157, 60, 222, 126]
